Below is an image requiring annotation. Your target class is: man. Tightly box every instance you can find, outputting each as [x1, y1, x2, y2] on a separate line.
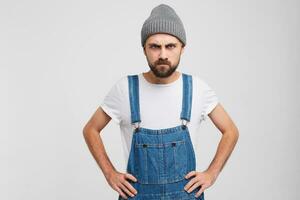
[83, 4, 239, 200]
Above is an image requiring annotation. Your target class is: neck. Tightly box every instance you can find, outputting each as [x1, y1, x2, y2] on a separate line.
[143, 71, 181, 84]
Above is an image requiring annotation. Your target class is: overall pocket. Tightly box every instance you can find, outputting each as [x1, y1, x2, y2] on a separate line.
[135, 139, 188, 184]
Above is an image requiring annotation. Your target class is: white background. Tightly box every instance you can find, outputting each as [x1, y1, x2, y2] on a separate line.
[1, 0, 299, 199]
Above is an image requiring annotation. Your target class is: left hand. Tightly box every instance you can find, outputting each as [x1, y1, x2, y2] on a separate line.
[183, 170, 217, 198]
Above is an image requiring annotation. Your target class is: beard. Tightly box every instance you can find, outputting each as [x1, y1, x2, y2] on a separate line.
[147, 57, 181, 78]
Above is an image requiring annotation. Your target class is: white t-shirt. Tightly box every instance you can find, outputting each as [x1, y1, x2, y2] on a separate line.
[100, 72, 219, 171]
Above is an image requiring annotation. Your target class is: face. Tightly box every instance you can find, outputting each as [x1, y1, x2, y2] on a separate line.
[143, 33, 185, 78]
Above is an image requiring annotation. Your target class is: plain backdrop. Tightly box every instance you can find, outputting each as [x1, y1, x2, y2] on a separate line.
[1, 0, 299, 199]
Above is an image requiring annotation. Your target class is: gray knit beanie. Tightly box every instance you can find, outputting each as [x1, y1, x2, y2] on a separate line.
[141, 4, 186, 47]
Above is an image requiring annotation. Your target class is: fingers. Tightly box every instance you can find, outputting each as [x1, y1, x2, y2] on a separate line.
[110, 172, 138, 199]
[185, 170, 196, 179]
[186, 181, 202, 193]
[116, 186, 127, 199]
[184, 176, 197, 191]
[119, 182, 135, 198]
[125, 173, 138, 182]
[124, 173, 138, 195]
[184, 171, 206, 195]
[122, 180, 138, 196]
[195, 185, 206, 198]
[117, 173, 138, 199]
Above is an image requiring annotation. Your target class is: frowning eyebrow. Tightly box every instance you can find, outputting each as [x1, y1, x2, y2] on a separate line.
[147, 43, 178, 47]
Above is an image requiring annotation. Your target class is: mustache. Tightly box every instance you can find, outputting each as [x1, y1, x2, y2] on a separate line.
[155, 59, 171, 66]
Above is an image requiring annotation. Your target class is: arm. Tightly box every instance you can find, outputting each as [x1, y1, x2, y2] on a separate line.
[82, 106, 116, 179]
[205, 103, 239, 178]
[82, 107, 138, 198]
[184, 103, 239, 197]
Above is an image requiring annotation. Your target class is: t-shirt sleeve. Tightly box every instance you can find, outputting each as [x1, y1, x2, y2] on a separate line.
[200, 80, 219, 121]
[99, 78, 125, 125]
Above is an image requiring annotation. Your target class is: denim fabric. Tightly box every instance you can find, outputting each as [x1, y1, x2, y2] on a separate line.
[118, 73, 204, 200]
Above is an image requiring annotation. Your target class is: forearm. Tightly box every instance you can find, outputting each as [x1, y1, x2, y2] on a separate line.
[206, 129, 239, 179]
[83, 128, 116, 179]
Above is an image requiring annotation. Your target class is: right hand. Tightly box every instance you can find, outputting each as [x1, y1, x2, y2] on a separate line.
[106, 170, 138, 199]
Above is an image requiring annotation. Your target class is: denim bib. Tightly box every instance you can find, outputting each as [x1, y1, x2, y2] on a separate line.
[118, 73, 204, 200]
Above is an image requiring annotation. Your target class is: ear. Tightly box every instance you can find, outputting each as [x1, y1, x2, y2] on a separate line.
[180, 46, 185, 55]
[143, 46, 146, 56]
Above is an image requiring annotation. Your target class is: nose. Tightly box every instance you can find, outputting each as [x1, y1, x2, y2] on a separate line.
[159, 48, 167, 60]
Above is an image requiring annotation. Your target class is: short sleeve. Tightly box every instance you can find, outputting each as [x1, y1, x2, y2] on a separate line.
[200, 81, 219, 121]
[99, 78, 125, 125]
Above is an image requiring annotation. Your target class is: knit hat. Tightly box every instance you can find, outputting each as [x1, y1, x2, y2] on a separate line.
[141, 4, 186, 47]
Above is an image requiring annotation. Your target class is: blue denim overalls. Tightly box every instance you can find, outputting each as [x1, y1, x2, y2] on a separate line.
[118, 73, 204, 200]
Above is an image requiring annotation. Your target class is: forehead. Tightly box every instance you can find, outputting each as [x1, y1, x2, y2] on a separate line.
[146, 33, 180, 44]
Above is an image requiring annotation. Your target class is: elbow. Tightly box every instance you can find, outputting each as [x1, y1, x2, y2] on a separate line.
[232, 126, 239, 142]
[224, 125, 239, 142]
[82, 123, 101, 138]
[82, 124, 91, 137]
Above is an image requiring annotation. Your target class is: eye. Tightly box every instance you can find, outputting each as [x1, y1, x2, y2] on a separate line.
[150, 45, 159, 49]
[166, 44, 176, 49]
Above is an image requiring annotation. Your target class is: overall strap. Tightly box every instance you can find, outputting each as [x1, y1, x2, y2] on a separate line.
[180, 73, 193, 122]
[127, 75, 141, 124]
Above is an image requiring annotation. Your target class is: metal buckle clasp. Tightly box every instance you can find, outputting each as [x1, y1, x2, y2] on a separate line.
[181, 119, 188, 126]
[132, 122, 141, 133]
[181, 119, 189, 129]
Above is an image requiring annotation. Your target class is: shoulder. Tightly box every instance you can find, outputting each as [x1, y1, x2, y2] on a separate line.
[112, 75, 128, 90]
[187, 73, 210, 89]
[103, 75, 129, 99]
[115, 75, 128, 85]
[115, 74, 140, 86]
